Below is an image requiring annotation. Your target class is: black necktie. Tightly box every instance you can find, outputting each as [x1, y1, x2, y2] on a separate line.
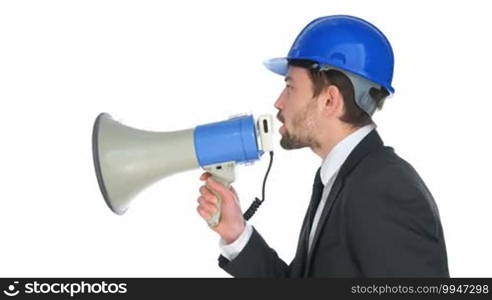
[294, 168, 325, 277]
[300, 168, 324, 255]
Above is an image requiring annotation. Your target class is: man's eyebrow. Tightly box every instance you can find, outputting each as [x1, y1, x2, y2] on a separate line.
[284, 76, 292, 82]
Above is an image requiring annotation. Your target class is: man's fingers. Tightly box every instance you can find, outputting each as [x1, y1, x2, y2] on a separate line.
[197, 206, 210, 220]
[197, 202, 217, 219]
[206, 177, 238, 205]
[200, 172, 212, 181]
[206, 177, 230, 200]
[199, 185, 216, 199]
[197, 195, 217, 206]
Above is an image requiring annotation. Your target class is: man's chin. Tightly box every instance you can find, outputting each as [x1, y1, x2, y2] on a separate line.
[279, 135, 308, 150]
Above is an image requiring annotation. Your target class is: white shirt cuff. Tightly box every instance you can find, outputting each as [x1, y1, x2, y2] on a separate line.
[218, 223, 253, 261]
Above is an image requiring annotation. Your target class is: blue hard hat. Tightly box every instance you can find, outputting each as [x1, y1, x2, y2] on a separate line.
[264, 15, 395, 94]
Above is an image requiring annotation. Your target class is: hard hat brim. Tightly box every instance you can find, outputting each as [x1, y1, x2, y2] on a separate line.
[263, 56, 395, 94]
[263, 57, 288, 76]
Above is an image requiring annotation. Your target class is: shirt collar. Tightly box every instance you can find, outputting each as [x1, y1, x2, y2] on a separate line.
[319, 124, 376, 186]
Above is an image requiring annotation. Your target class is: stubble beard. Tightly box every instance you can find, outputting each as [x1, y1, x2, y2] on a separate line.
[279, 102, 319, 150]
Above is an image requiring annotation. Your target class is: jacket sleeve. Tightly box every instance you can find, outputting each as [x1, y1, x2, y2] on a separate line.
[218, 227, 291, 277]
[344, 162, 449, 277]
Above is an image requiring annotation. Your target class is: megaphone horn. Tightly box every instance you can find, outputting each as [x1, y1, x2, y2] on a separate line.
[92, 113, 274, 226]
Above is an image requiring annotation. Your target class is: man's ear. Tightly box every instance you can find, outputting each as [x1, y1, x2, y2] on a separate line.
[320, 85, 343, 117]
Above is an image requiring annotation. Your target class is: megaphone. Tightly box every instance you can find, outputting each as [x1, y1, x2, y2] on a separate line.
[92, 113, 274, 226]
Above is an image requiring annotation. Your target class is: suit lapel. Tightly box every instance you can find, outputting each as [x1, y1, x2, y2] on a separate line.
[290, 209, 310, 277]
[303, 130, 384, 276]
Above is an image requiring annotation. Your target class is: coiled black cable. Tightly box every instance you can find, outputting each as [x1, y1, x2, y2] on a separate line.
[243, 151, 274, 220]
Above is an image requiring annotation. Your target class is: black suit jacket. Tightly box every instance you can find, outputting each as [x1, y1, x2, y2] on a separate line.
[218, 130, 449, 277]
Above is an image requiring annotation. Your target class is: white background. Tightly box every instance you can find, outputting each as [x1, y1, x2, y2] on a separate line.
[1, 0, 491, 277]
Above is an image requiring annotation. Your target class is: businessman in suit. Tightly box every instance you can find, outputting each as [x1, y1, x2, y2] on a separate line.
[196, 15, 449, 277]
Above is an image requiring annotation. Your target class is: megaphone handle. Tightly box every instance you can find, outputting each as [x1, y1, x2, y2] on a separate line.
[203, 161, 236, 227]
[206, 179, 231, 228]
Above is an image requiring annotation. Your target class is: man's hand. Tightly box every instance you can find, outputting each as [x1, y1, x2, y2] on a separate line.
[197, 172, 245, 244]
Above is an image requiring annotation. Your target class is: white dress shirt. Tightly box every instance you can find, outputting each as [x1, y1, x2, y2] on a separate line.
[220, 124, 376, 261]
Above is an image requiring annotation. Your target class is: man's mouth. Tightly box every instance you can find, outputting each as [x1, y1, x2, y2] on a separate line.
[276, 112, 284, 124]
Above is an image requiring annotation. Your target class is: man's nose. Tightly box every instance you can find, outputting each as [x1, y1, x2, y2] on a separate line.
[274, 90, 285, 110]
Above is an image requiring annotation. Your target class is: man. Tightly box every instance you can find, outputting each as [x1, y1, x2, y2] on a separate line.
[196, 15, 449, 277]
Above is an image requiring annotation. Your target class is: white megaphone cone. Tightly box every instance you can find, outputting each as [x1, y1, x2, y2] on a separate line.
[92, 113, 274, 226]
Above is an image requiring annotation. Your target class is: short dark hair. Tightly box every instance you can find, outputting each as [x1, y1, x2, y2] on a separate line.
[288, 59, 389, 127]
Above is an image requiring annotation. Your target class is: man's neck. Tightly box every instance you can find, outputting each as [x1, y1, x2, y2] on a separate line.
[311, 124, 361, 160]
